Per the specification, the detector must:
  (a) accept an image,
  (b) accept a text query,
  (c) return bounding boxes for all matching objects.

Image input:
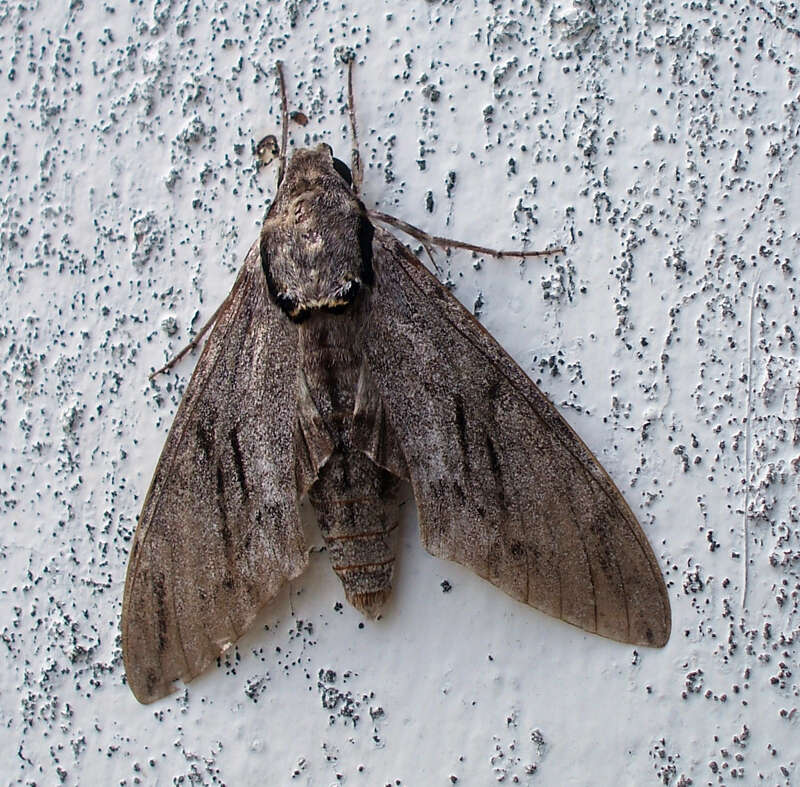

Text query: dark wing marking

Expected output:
[122,242,313,704]
[362,227,671,647]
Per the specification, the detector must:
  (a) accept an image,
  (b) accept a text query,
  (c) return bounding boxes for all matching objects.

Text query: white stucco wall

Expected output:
[1,0,798,784]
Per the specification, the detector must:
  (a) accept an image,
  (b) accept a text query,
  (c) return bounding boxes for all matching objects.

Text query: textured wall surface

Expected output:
[1,1,798,784]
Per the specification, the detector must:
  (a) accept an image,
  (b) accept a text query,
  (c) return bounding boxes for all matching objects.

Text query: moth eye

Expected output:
[338,278,360,301]
[332,157,352,186]
[321,143,334,157]
[276,292,296,312]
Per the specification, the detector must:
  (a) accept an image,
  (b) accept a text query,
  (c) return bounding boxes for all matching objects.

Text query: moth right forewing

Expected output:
[363,228,671,648]
[122,243,309,704]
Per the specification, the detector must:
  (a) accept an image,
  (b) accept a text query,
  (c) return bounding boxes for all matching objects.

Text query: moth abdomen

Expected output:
[308,448,400,618]
[338,573,394,620]
[324,521,396,618]
[295,307,403,618]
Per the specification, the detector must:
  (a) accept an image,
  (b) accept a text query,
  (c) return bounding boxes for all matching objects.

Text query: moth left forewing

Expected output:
[122,243,311,704]
[361,227,671,647]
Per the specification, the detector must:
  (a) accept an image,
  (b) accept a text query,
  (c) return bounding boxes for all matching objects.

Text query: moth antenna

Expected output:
[368,209,566,260]
[149,272,245,379]
[276,61,289,187]
[346,58,363,195]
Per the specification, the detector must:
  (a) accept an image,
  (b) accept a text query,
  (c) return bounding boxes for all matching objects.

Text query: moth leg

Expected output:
[346,58,363,196]
[276,61,289,187]
[369,209,566,260]
[421,240,442,276]
[149,270,245,379]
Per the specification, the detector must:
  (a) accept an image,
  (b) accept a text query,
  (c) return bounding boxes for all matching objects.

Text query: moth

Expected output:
[122,62,671,704]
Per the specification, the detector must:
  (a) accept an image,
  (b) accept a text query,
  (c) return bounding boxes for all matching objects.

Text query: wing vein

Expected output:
[563,492,599,634]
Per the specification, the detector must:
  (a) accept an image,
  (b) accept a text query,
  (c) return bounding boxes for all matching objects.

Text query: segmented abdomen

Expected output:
[309,448,398,617]
[299,312,400,617]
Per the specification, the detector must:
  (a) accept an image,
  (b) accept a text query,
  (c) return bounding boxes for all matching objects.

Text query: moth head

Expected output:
[259,143,373,323]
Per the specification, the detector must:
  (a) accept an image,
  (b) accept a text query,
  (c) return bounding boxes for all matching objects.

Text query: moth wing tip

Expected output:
[631,617,671,649]
[127,673,179,705]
